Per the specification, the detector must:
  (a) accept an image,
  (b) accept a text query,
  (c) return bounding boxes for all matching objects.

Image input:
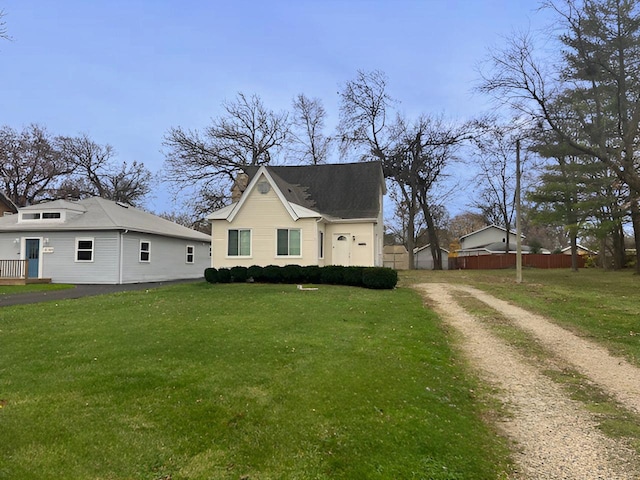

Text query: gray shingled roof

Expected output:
[0,197,211,241]
[245,161,384,219]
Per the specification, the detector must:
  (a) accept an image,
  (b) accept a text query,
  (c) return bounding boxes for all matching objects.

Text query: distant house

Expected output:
[0,192,18,216]
[457,224,531,256]
[0,197,211,284]
[561,244,597,256]
[207,162,385,268]
[414,244,450,270]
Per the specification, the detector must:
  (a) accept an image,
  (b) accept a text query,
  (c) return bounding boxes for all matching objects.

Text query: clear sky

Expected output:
[1,1,552,214]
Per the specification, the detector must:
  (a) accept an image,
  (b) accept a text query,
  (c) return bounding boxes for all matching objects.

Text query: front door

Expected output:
[332,234,350,266]
[25,239,40,278]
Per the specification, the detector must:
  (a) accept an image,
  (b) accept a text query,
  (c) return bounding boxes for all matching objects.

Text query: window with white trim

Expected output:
[139,241,150,262]
[75,238,94,262]
[277,228,301,256]
[186,245,195,264]
[228,229,251,256]
[318,231,324,259]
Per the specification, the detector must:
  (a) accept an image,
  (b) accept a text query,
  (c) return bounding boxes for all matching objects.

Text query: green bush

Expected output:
[209,265,396,289]
[362,267,398,289]
[204,267,218,283]
[247,265,264,282]
[230,266,249,283]
[302,265,322,284]
[281,264,304,283]
[342,266,365,287]
[216,268,232,284]
[320,265,344,285]
[262,265,282,283]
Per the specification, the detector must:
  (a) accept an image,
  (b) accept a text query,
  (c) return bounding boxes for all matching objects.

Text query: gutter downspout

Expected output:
[119,229,128,284]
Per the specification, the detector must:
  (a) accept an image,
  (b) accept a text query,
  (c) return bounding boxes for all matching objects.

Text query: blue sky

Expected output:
[1,1,552,214]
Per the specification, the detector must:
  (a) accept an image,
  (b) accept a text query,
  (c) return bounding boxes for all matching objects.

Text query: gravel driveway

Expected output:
[416,283,639,480]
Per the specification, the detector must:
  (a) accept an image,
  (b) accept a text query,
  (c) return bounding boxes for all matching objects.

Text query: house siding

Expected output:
[0,230,209,284]
[213,186,320,268]
[460,227,519,250]
[120,233,209,283]
[0,230,120,283]
[325,223,378,267]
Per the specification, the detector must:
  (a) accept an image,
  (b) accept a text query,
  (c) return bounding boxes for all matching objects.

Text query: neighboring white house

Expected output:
[207,161,386,268]
[0,197,211,284]
[457,225,528,256]
[414,244,450,270]
[561,244,597,256]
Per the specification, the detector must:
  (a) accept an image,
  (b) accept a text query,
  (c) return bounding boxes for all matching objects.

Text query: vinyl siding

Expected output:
[0,231,210,284]
[120,233,210,283]
[325,223,377,267]
[212,185,320,268]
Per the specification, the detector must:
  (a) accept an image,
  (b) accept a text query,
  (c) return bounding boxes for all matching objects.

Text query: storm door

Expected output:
[25,238,40,278]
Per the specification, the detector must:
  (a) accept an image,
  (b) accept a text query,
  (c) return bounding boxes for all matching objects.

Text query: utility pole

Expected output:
[515,138,522,284]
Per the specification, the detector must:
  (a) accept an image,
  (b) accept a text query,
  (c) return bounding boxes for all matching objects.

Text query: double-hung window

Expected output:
[140,241,150,262]
[186,245,195,264]
[228,229,251,257]
[76,238,94,262]
[277,228,301,256]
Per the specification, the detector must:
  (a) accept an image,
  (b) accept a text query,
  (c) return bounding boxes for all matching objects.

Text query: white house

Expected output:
[207,162,386,268]
[414,244,450,270]
[0,197,211,284]
[457,225,527,256]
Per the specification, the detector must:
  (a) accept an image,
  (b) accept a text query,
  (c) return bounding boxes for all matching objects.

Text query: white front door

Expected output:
[332,234,350,266]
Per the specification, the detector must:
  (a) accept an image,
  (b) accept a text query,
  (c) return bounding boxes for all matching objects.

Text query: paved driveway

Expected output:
[0,278,203,307]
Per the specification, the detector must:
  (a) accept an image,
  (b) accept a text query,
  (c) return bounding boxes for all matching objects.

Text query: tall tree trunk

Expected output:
[422,203,442,270]
[630,201,640,275]
[569,227,578,272]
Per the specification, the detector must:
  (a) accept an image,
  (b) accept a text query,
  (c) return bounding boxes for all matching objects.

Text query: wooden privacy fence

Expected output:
[452,254,585,270]
[0,259,28,279]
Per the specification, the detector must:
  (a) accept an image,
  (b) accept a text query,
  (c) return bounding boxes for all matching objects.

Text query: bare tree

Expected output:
[163,92,290,208]
[387,115,469,269]
[479,0,640,272]
[0,124,73,206]
[471,123,521,252]
[59,134,152,206]
[338,70,468,269]
[1,10,9,41]
[290,94,331,164]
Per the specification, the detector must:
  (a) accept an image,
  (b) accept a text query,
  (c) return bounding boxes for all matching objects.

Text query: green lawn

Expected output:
[401,268,640,367]
[0,282,511,479]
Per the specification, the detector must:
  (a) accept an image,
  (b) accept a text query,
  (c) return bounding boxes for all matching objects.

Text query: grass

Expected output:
[401,268,640,367]
[0,282,512,479]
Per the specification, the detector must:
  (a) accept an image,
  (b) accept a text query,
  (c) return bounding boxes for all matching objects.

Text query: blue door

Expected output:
[25,239,40,278]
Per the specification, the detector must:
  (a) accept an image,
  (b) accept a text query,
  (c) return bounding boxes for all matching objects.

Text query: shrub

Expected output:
[262,265,282,283]
[320,265,345,285]
[230,266,249,283]
[281,264,304,283]
[301,265,322,284]
[247,265,264,282]
[343,266,365,287]
[216,268,232,283]
[204,267,218,283]
[362,267,397,289]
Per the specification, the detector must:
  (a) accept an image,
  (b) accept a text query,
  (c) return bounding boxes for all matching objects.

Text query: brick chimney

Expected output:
[231,173,249,202]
